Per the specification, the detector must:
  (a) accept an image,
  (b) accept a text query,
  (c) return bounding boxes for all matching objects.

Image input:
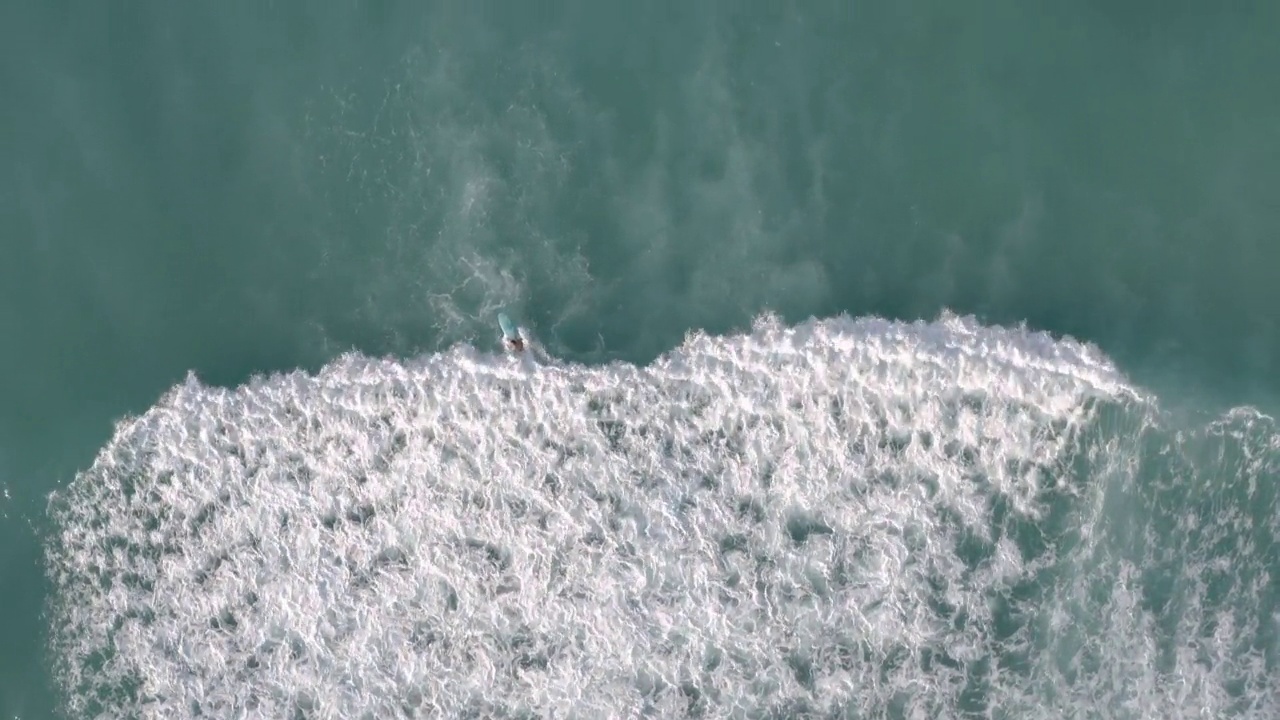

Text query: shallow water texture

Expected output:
[48,315,1278,718]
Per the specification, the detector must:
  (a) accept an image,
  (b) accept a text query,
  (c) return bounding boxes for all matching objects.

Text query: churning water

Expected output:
[46,315,1278,718]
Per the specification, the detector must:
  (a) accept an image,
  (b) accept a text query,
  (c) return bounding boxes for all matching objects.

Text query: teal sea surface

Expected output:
[3,2,1278,718]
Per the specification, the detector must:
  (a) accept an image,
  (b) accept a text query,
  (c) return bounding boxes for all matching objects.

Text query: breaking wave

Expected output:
[46,313,1278,718]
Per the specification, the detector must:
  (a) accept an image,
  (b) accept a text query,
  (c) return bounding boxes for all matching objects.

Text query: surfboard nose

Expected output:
[498,313,518,339]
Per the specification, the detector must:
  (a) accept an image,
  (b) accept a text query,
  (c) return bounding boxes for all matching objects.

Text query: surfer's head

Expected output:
[506,337,525,352]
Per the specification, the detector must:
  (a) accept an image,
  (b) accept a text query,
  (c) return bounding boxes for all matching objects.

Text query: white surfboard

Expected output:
[498,313,526,353]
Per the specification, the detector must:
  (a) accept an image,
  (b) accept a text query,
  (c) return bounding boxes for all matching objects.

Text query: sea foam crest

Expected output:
[46,314,1274,718]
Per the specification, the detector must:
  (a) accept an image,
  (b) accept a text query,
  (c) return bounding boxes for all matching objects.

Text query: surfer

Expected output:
[498,313,525,352]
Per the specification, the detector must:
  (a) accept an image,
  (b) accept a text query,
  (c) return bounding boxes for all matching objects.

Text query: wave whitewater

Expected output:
[46,313,1277,718]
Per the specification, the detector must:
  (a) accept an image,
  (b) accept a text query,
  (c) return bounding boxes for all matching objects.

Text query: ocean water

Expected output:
[3,1,1278,718]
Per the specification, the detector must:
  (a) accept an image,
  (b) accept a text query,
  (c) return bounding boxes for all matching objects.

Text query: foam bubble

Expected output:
[46,314,1277,718]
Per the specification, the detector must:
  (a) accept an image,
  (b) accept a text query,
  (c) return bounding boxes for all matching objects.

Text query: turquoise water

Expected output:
[3,2,1278,717]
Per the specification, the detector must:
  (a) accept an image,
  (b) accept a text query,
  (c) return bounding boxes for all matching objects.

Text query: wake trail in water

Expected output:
[45,313,1278,719]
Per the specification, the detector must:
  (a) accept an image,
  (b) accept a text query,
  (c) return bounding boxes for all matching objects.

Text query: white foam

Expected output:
[46,313,1277,718]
